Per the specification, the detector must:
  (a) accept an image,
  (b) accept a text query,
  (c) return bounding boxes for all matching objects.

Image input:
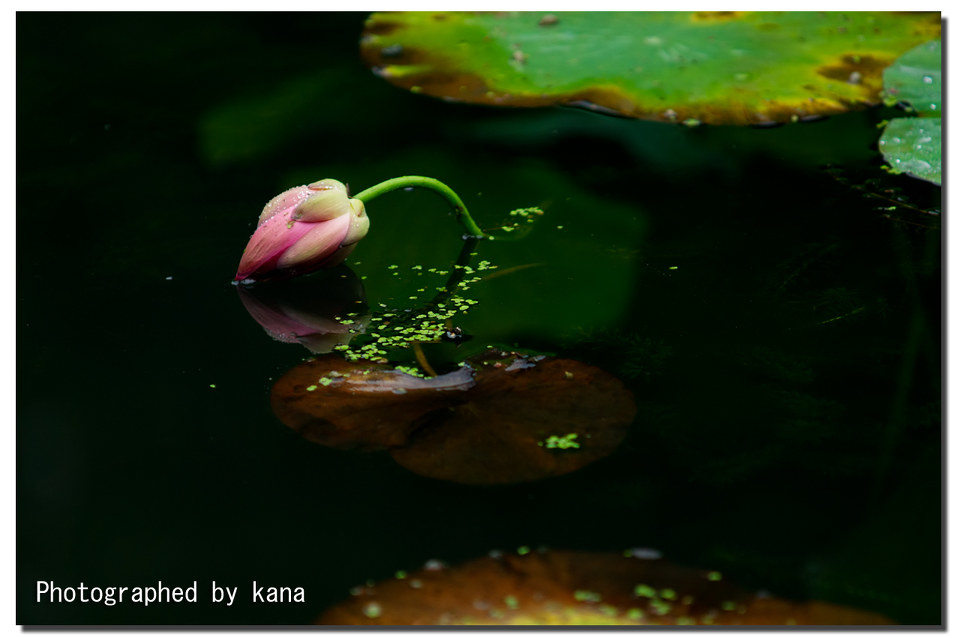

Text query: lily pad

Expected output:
[361,11,940,125]
[878,117,941,185]
[883,39,941,114]
[270,349,636,484]
[320,550,894,625]
[878,40,941,185]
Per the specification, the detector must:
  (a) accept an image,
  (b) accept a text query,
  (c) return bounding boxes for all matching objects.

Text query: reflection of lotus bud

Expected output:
[235,179,369,282]
[236,266,369,354]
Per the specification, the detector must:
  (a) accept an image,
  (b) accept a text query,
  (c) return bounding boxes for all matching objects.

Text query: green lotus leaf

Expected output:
[879,117,941,185]
[882,39,941,115]
[877,39,941,185]
[361,11,941,125]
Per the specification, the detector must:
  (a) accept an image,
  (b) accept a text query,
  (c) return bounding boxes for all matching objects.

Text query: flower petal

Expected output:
[315,244,356,270]
[235,212,314,281]
[258,185,313,226]
[276,214,352,271]
[295,188,354,222]
[342,199,370,246]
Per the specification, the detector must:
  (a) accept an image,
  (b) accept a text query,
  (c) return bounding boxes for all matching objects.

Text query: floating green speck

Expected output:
[363,602,382,618]
[541,433,580,449]
[517,546,531,556]
[634,584,656,598]
[306,385,317,392]
[574,590,602,603]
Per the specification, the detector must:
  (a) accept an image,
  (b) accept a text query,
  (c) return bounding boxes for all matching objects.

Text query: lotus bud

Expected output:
[235,179,369,282]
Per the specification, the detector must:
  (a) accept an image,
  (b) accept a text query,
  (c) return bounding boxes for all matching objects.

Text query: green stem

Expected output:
[354,176,486,238]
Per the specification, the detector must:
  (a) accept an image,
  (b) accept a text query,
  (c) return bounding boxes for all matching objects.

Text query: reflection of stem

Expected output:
[859,189,939,216]
[413,343,438,377]
[392,237,479,339]
[872,226,938,501]
[354,176,486,238]
[481,262,544,282]
[434,237,481,302]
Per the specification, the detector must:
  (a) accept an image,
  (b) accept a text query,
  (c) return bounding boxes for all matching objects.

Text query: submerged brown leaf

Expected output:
[319,550,894,625]
[271,357,474,451]
[271,349,636,484]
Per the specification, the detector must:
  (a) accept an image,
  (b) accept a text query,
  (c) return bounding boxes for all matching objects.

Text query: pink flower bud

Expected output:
[235,179,369,282]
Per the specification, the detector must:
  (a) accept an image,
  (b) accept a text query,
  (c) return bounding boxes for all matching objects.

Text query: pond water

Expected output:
[17,13,941,625]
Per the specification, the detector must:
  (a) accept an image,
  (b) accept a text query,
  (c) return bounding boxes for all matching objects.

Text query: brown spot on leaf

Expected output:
[539,14,559,27]
[817,53,891,98]
[691,11,745,22]
[363,17,401,36]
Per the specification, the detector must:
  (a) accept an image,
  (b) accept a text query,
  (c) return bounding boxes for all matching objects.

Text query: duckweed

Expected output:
[634,584,656,598]
[540,433,580,449]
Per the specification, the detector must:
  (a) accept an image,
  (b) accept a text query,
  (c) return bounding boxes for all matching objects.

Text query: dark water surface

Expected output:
[17,13,941,624]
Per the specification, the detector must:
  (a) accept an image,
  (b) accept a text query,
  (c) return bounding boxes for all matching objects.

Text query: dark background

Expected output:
[18,12,941,624]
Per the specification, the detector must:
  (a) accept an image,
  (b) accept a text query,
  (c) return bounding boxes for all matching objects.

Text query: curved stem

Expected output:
[354,176,486,238]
